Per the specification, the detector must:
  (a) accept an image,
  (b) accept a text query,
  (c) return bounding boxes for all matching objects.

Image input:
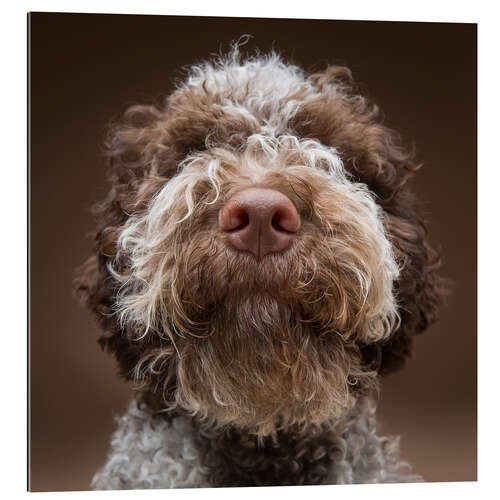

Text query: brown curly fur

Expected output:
[75,50,445,486]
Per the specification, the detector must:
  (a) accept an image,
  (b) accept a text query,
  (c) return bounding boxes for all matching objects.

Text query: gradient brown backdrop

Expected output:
[29,13,477,491]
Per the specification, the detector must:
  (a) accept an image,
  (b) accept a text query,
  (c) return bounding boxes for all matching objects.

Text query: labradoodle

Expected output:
[75,48,444,489]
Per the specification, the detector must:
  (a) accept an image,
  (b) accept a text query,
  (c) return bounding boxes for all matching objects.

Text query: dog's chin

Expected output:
[172,293,376,436]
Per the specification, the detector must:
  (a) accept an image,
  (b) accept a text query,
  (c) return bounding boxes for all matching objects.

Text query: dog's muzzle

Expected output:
[218,188,300,260]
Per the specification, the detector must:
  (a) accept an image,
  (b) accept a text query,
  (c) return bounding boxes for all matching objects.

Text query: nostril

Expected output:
[272,210,298,233]
[219,205,250,232]
[229,208,249,231]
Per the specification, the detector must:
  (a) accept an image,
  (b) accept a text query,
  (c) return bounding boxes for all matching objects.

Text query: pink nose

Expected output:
[219,188,300,260]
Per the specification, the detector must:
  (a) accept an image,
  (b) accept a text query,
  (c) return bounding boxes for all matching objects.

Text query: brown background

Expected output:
[29,13,477,491]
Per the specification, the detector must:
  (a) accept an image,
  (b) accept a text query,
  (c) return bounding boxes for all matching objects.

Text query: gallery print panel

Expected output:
[29,12,476,491]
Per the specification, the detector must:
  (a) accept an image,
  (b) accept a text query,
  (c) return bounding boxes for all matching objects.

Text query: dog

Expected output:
[75,48,444,489]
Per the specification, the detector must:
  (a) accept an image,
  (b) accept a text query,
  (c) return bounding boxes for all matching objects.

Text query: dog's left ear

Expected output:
[294,66,447,374]
[369,191,446,375]
[345,136,447,374]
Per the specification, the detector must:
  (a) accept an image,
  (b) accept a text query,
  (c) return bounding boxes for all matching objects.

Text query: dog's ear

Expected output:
[74,104,174,378]
[341,126,446,374]
[363,191,446,375]
[341,128,447,373]
[74,253,143,379]
[295,67,447,373]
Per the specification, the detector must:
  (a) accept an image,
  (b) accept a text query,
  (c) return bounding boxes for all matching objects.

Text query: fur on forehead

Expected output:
[184,52,313,132]
[166,50,348,149]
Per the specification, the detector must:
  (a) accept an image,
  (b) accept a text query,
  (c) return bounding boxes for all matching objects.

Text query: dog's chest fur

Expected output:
[91,397,419,489]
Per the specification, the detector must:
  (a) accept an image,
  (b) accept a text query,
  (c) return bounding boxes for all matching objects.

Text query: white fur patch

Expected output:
[92,398,420,489]
[91,400,210,490]
[182,49,357,142]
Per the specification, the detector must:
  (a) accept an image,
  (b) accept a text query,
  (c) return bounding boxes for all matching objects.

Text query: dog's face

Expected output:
[76,53,443,435]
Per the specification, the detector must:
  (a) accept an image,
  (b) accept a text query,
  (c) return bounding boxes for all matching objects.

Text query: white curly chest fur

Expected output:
[92,397,420,489]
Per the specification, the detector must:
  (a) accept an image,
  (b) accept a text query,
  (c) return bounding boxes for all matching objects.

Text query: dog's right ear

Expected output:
[74,241,147,380]
[74,104,175,378]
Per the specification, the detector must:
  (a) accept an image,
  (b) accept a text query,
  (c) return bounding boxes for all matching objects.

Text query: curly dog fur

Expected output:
[75,47,445,489]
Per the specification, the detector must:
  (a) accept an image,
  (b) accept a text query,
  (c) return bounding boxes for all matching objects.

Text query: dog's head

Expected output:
[76,52,444,435]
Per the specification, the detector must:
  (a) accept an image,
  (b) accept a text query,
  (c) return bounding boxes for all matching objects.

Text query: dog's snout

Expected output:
[219,188,300,259]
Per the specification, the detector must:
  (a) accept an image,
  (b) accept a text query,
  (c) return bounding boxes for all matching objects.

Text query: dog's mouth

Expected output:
[220,246,300,288]
[202,246,323,307]
[171,243,349,343]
